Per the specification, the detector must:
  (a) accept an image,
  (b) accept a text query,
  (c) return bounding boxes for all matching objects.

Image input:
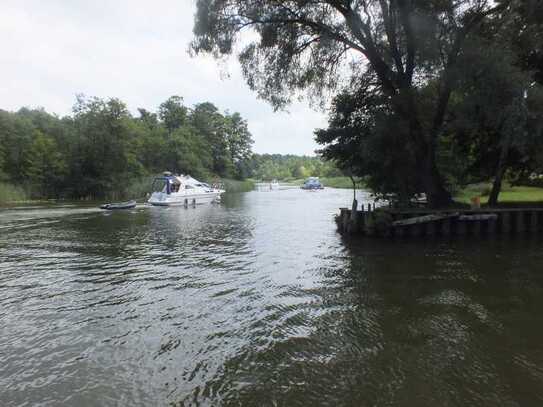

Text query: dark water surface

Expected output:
[2,189,543,406]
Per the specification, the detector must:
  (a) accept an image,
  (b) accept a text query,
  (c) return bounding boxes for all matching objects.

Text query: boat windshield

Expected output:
[151,176,180,194]
[151,178,167,193]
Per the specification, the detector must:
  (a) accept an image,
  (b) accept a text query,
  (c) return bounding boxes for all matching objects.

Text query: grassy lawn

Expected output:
[455,183,543,205]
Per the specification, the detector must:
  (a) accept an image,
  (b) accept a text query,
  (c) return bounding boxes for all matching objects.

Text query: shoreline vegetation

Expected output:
[0,101,345,205]
[0,177,256,205]
[5,176,543,207]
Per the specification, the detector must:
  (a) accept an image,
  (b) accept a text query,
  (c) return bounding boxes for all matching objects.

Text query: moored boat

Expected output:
[100,200,137,210]
[147,172,224,206]
[301,177,324,190]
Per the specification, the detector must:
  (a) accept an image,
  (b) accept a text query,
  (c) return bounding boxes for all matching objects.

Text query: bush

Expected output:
[219,178,255,192]
[0,183,29,204]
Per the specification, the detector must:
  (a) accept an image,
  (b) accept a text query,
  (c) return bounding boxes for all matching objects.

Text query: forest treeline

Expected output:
[244,154,342,181]
[0,95,256,200]
[0,95,342,202]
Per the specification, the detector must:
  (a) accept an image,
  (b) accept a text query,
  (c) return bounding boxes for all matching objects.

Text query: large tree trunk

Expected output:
[423,152,453,208]
[396,87,453,209]
[411,117,453,209]
[488,165,506,207]
[488,135,511,207]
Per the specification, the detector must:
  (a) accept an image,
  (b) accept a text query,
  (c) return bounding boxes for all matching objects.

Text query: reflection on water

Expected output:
[1,189,543,406]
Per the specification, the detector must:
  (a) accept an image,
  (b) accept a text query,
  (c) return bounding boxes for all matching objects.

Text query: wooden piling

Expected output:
[501,212,511,234]
[337,206,543,238]
[516,211,526,233]
[472,220,481,236]
[457,220,467,235]
[441,218,452,236]
[531,211,539,233]
[487,217,497,235]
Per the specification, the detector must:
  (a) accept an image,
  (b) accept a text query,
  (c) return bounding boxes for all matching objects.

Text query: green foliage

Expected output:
[243,154,343,181]
[0,95,254,201]
[320,177,360,189]
[159,96,187,134]
[192,0,541,208]
[24,131,67,198]
[219,178,255,193]
[0,182,28,203]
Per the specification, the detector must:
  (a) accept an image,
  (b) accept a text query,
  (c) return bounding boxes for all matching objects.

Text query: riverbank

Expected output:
[0,177,256,206]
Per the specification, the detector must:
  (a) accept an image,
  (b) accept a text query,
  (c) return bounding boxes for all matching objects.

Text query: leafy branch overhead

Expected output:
[192,0,543,207]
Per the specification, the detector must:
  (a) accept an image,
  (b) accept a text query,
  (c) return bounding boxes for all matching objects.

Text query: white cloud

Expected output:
[0,0,328,155]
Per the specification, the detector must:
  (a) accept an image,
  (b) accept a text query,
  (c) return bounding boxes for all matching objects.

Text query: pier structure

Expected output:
[337,206,543,237]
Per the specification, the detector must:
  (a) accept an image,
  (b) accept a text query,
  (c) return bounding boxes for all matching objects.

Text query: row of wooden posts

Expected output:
[337,205,543,237]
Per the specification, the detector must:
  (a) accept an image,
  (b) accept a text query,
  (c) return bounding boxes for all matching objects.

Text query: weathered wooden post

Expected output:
[516,211,526,233]
[487,216,497,235]
[410,224,421,237]
[359,206,366,234]
[441,217,451,236]
[342,209,349,233]
[472,219,481,236]
[457,219,467,236]
[349,198,358,233]
[501,212,511,234]
[531,211,539,233]
[426,221,436,237]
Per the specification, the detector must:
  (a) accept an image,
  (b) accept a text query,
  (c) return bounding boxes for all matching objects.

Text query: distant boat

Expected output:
[301,177,324,190]
[269,179,279,190]
[148,172,224,206]
[100,200,137,210]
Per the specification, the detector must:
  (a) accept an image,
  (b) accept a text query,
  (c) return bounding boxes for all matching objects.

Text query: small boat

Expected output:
[100,200,137,210]
[301,177,324,190]
[147,172,225,206]
[269,179,279,190]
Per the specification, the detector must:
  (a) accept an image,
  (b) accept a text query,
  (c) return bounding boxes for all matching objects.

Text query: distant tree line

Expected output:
[243,154,342,181]
[0,95,254,199]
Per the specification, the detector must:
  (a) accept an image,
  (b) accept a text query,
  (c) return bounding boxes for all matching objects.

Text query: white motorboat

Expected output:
[148,172,225,206]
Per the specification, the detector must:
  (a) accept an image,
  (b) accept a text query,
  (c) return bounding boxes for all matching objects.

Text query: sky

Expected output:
[0,0,328,155]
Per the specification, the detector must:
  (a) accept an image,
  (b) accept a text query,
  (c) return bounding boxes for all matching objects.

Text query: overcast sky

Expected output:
[0,0,328,155]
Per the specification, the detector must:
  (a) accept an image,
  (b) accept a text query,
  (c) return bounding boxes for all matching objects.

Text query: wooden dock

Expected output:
[337,205,543,237]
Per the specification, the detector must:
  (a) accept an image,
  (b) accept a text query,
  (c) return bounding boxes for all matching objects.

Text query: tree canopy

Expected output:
[0,96,254,200]
[192,0,543,207]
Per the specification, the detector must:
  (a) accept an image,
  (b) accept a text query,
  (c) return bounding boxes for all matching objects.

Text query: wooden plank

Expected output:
[458,214,498,221]
[392,213,459,227]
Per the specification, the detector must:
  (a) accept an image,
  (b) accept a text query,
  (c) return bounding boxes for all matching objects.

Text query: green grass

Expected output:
[320,176,359,189]
[0,182,29,204]
[455,183,543,205]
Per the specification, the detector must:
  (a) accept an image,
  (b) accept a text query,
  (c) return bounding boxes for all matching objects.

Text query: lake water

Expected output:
[2,188,543,406]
